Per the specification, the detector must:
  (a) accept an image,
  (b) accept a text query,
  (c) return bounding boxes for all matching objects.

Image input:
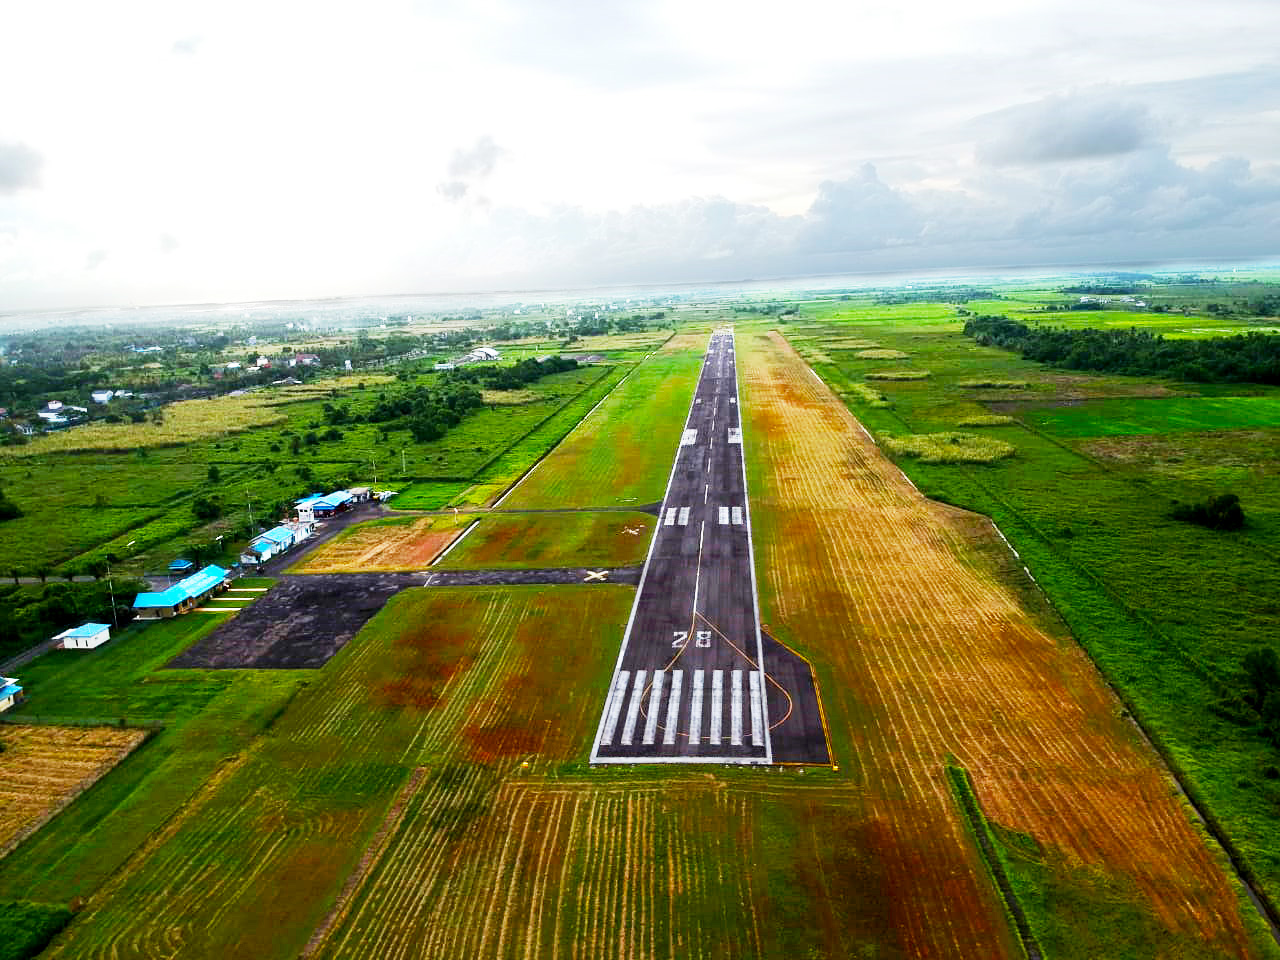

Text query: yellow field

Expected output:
[0,725,147,857]
[740,330,1258,956]
[290,516,468,572]
[1,376,393,457]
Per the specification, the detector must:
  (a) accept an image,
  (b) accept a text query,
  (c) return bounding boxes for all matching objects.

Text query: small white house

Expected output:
[91,390,114,404]
[54,622,112,650]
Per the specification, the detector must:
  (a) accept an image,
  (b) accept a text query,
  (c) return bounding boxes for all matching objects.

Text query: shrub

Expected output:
[956,414,1015,427]
[0,900,73,960]
[957,379,1031,389]
[848,384,891,408]
[1171,493,1244,531]
[882,432,1016,465]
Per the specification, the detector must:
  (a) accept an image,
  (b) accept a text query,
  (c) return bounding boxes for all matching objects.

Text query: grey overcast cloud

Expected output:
[1,0,1278,309]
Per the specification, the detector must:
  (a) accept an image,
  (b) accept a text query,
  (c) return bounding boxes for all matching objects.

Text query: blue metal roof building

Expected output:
[133,565,231,619]
[0,677,23,713]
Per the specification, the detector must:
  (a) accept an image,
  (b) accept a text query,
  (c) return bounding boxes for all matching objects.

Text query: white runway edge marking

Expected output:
[689,670,705,744]
[599,671,630,745]
[718,506,730,525]
[620,670,647,746]
[730,669,743,746]
[663,670,683,745]
[731,506,743,525]
[681,429,698,446]
[642,671,665,745]
[709,669,724,746]
[429,519,480,566]
[730,397,736,404]
[728,427,742,444]
[664,507,677,526]
[749,671,764,746]
[678,506,690,526]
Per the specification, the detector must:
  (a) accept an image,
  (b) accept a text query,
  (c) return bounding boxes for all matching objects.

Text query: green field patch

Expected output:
[1023,395,1280,438]
[501,348,701,508]
[883,432,1016,464]
[389,480,473,509]
[854,348,909,359]
[435,511,654,569]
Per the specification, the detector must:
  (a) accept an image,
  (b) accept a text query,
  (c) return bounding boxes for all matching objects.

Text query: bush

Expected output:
[1171,493,1245,531]
[0,900,73,960]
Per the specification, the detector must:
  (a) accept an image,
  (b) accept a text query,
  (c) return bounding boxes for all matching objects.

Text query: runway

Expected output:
[591,328,829,765]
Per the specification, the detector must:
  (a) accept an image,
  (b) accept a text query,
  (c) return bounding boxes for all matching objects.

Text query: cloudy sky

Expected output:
[2,0,1279,310]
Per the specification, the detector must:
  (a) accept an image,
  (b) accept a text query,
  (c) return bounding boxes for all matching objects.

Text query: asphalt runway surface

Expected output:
[591,328,829,765]
[168,568,640,669]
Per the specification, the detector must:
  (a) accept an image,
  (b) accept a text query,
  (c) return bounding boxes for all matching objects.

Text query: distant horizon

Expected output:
[4,254,1278,329]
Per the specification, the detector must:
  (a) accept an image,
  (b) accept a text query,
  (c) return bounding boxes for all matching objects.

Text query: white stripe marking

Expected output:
[718,506,729,525]
[642,671,664,745]
[663,671,683,745]
[620,670,647,746]
[678,506,690,526]
[664,507,677,526]
[710,670,724,746]
[681,429,698,446]
[728,427,742,444]
[749,671,764,746]
[689,670,704,745]
[731,506,743,525]
[599,671,630,745]
[730,669,743,746]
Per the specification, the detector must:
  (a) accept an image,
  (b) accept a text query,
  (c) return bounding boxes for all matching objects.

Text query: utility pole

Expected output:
[246,491,254,530]
[401,448,407,475]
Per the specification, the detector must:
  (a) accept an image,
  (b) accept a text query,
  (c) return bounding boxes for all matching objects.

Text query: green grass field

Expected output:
[434,510,654,569]
[500,347,702,509]
[1022,395,1280,437]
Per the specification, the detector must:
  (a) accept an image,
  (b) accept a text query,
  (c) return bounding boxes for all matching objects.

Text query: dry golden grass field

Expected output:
[290,516,468,572]
[0,725,147,857]
[739,330,1259,957]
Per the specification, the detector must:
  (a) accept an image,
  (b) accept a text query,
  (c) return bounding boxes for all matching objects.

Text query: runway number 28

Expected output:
[672,631,714,648]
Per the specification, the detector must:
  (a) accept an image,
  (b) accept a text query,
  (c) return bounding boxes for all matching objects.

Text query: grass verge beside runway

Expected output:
[433,511,654,570]
[500,348,703,509]
[737,328,1272,957]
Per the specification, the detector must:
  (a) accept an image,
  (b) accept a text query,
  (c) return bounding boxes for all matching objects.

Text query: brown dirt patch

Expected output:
[293,517,464,572]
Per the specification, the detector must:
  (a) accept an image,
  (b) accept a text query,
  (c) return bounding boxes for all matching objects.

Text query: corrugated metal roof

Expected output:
[58,622,110,638]
[0,679,22,700]
[133,565,228,608]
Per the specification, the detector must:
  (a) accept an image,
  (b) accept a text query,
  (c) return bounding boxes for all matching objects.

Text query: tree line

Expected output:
[963,315,1280,384]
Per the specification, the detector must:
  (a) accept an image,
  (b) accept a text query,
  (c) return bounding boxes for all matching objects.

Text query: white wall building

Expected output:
[54,622,112,650]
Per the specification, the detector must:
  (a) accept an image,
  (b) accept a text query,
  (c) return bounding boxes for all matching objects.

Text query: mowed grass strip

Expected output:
[739,330,1264,957]
[289,515,471,573]
[433,511,654,570]
[1023,394,1280,438]
[500,347,703,508]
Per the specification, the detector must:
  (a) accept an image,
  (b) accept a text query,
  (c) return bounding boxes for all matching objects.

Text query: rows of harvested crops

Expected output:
[740,330,1260,956]
[314,778,768,960]
[290,516,468,573]
[0,725,147,857]
[44,586,632,959]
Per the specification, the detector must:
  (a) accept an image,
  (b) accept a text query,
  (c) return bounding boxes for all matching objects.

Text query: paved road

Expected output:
[591,328,775,764]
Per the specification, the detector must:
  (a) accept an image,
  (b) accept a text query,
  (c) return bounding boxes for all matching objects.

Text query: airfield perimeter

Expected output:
[7,321,1273,959]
